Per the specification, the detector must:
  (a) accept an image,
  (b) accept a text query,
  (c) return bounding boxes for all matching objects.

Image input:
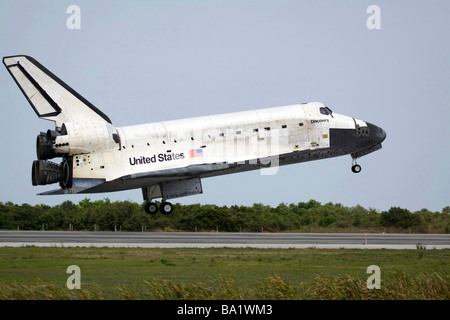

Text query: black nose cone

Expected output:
[367,122,386,144]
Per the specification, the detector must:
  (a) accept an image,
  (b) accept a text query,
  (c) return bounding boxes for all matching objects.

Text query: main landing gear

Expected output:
[351,158,362,173]
[144,201,173,214]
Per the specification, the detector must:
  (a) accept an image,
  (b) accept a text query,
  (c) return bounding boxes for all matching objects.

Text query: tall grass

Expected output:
[305,273,450,300]
[1,273,448,300]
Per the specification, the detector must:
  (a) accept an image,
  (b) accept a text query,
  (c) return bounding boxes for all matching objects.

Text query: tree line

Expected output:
[0,199,448,233]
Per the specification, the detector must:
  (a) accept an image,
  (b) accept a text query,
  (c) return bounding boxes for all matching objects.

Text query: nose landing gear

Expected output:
[351,158,362,173]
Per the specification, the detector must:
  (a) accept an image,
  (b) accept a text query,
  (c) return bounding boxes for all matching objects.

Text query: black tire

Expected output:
[145,202,158,214]
[160,202,173,214]
[352,164,362,173]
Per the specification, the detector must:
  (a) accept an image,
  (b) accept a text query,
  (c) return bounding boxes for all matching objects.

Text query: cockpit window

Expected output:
[320,106,333,117]
[320,107,330,115]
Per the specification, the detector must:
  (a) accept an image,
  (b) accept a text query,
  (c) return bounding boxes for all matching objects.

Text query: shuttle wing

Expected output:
[38,163,230,196]
[3,55,111,127]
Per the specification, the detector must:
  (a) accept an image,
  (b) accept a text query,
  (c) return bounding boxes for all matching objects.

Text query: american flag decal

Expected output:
[189,148,203,158]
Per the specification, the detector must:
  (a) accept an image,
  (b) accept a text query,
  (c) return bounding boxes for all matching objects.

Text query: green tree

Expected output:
[380,207,421,229]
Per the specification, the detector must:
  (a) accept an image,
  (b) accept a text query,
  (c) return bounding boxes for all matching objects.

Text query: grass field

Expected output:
[0,247,448,299]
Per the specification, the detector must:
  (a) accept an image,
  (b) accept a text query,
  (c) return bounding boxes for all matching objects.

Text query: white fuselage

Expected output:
[70,102,363,185]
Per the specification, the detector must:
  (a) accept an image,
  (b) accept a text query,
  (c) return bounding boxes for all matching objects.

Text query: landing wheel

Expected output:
[160,201,173,214]
[145,202,158,214]
[351,164,362,173]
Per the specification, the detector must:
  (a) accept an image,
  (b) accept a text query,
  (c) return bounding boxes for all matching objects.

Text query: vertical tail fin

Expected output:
[3,55,111,128]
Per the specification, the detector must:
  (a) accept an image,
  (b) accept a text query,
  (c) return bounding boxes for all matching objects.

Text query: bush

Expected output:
[380,207,422,229]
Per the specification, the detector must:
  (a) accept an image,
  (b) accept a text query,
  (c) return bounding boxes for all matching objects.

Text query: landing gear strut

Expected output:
[144,201,173,214]
[142,186,174,215]
[351,158,362,173]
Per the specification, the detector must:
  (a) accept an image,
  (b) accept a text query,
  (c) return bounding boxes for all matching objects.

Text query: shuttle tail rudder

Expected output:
[3,55,112,129]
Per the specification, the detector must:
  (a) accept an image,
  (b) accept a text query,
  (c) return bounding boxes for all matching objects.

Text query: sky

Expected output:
[0,0,448,212]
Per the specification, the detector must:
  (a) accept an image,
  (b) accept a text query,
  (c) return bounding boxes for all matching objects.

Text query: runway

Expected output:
[0,231,449,249]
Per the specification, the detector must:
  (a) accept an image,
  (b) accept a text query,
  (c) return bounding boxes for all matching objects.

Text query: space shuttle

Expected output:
[3,55,386,214]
